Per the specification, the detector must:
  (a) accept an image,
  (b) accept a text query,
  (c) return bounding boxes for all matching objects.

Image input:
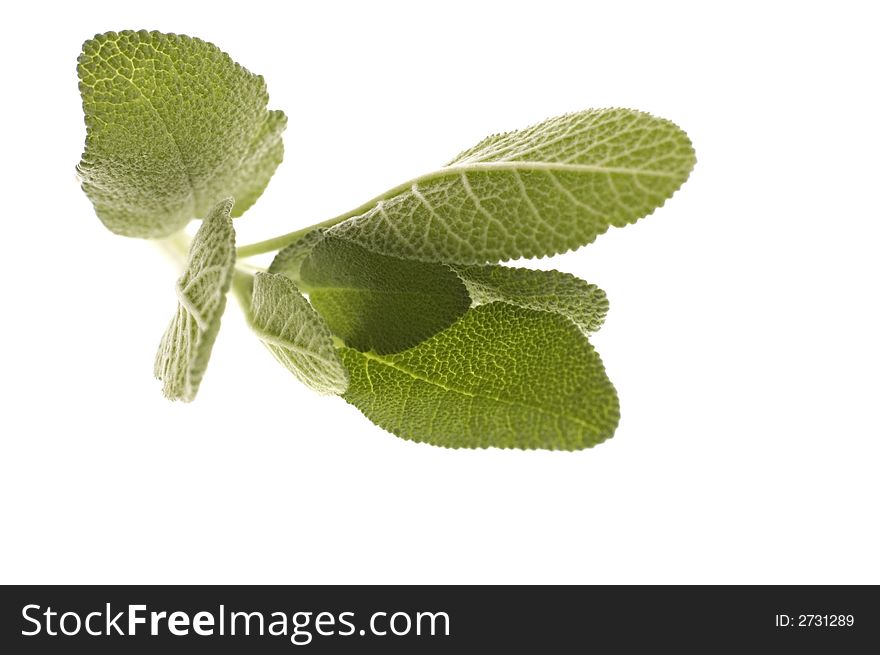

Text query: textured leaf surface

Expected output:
[77,30,286,238]
[250,272,348,395]
[329,108,694,263]
[341,303,619,449]
[454,265,608,333]
[268,229,327,280]
[300,237,470,354]
[154,199,235,401]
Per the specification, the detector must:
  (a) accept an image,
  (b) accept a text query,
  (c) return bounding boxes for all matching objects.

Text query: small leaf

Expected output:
[329,108,694,263]
[453,265,609,334]
[268,229,327,280]
[77,30,286,238]
[341,303,619,450]
[154,199,236,401]
[299,237,470,354]
[250,272,348,395]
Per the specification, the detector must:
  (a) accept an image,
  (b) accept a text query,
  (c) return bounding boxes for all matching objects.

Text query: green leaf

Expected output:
[453,265,609,334]
[154,199,236,401]
[77,30,286,238]
[299,237,471,354]
[249,272,349,395]
[328,108,694,263]
[340,303,619,449]
[267,229,327,280]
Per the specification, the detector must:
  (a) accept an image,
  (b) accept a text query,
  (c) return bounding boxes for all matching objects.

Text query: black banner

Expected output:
[1,585,876,652]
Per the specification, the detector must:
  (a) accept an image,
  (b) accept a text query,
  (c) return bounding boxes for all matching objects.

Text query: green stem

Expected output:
[235,215,345,259]
[231,269,256,320]
[155,230,191,267]
[235,174,428,259]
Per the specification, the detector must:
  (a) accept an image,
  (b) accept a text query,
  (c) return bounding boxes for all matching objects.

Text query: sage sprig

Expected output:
[77,30,695,450]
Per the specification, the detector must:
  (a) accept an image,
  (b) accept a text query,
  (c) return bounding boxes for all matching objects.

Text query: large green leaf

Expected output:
[453,265,608,334]
[329,108,694,263]
[77,30,286,238]
[154,199,236,401]
[249,272,349,395]
[340,303,619,449]
[299,237,470,354]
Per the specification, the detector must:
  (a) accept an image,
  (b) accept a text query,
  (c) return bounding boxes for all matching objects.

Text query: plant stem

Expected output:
[231,269,255,319]
[155,231,263,314]
[235,175,427,259]
[155,230,191,267]
[235,216,341,259]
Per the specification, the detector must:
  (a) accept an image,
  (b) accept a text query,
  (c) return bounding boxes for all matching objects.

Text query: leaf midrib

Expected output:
[107,44,199,211]
[306,285,463,299]
[442,160,683,178]
[354,350,598,433]
[251,324,341,367]
[267,151,687,258]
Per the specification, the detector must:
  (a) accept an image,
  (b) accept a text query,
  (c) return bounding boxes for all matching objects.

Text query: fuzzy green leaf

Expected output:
[77,30,286,238]
[299,237,470,354]
[250,272,348,395]
[267,229,327,280]
[154,199,236,401]
[340,303,619,449]
[453,265,608,334]
[329,108,694,263]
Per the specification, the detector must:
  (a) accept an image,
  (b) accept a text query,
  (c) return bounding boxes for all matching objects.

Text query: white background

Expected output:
[1,0,878,584]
